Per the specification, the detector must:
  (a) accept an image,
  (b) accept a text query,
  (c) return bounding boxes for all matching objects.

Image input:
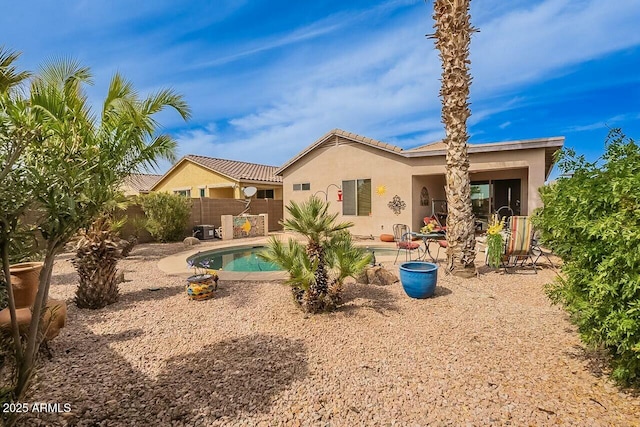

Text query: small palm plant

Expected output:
[73,216,124,309]
[260,196,371,313]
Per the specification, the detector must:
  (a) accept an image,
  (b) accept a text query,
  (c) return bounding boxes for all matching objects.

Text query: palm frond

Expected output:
[36,57,93,91]
[282,196,353,243]
[0,46,31,93]
[258,237,316,290]
[326,231,371,280]
[141,88,191,121]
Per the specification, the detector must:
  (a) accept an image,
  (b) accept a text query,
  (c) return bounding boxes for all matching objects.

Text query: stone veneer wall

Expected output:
[220,214,268,240]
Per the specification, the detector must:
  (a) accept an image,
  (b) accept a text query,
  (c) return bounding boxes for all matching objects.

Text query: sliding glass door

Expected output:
[471,181,491,227]
[471,179,521,229]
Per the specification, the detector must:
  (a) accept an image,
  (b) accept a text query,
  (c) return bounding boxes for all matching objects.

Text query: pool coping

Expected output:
[157,235,400,282]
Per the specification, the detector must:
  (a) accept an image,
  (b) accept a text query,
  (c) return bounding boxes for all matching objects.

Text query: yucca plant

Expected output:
[260,196,371,313]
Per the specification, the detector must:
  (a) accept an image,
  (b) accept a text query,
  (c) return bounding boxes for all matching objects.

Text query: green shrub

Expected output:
[533,129,640,385]
[140,193,192,242]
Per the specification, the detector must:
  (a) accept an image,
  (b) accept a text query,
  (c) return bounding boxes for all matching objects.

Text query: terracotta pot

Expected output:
[9,262,44,308]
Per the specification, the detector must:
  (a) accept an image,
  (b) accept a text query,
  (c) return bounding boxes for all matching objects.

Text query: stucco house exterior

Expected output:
[151,155,283,199]
[275,129,563,236]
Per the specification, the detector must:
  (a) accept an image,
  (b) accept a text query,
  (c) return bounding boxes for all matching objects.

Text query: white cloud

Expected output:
[563,114,637,133]
[8,0,640,168]
[470,0,640,93]
[180,0,638,166]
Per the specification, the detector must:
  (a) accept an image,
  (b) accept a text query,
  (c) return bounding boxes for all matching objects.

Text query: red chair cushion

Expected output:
[438,241,448,248]
[399,241,420,250]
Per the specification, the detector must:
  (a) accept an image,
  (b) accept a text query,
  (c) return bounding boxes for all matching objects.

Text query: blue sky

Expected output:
[2,0,639,179]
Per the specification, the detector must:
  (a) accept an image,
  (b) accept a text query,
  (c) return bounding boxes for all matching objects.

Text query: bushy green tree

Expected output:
[0,49,190,415]
[141,192,192,242]
[260,196,371,313]
[533,129,640,385]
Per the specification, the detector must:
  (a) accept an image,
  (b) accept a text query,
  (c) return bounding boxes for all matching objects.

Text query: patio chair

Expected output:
[393,224,423,264]
[501,215,537,273]
[530,235,556,270]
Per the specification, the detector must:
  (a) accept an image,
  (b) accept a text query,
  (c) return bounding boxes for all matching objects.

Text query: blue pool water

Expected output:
[187,245,397,272]
[187,246,280,272]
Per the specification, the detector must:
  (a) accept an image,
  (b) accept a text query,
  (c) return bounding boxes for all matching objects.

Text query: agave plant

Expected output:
[260,196,371,313]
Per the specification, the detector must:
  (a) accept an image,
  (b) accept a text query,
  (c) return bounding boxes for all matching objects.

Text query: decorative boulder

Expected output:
[357,266,398,286]
[183,236,201,246]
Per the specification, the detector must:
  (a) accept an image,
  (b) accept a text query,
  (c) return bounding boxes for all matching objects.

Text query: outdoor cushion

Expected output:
[398,241,420,250]
[380,233,395,242]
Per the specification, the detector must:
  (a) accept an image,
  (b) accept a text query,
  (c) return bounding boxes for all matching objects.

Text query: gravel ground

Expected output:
[18,243,640,426]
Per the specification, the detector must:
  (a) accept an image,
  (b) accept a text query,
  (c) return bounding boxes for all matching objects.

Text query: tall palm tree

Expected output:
[72,72,190,309]
[9,58,189,402]
[260,196,371,312]
[431,0,477,277]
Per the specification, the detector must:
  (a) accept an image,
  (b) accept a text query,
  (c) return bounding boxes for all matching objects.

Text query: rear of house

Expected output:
[276,129,563,236]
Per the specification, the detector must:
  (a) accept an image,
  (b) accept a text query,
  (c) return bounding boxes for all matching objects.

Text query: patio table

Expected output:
[410,231,447,262]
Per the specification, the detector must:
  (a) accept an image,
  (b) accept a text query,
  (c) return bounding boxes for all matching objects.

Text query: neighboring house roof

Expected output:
[186,155,282,183]
[151,155,282,191]
[122,173,163,193]
[276,129,564,179]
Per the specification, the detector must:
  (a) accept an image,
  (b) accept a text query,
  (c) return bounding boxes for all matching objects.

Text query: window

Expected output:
[174,189,191,197]
[257,189,274,199]
[342,179,371,216]
[199,188,206,198]
[293,183,310,191]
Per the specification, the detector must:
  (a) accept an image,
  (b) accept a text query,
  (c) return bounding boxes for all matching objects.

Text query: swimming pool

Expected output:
[186,245,398,272]
[187,246,281,272]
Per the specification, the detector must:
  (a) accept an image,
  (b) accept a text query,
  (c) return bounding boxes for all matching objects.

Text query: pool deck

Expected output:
[157,234,402,281]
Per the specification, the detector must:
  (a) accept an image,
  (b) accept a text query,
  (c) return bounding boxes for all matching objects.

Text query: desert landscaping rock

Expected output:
[183,236,201,246]
[19,243,640,426]
[358,266,399,286]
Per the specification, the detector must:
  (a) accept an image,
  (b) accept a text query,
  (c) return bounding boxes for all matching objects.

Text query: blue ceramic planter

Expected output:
[399,262,438,299]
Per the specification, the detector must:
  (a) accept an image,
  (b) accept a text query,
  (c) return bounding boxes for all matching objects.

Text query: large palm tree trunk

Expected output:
[432,0,477,277]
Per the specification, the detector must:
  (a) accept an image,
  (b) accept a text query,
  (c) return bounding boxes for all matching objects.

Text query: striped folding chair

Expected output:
[501,216,537,273]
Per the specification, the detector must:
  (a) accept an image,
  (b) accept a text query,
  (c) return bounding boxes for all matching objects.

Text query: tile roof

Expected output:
[186,155,282,183]
[123,173,163,192]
